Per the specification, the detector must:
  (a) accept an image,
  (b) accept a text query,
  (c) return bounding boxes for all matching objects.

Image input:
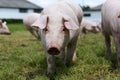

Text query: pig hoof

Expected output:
[118,68,120,73]
[105,50,111,57]
[65,62,71,67]
[46,73,55,80]
[105,53,112,60]
[47,74,55,80]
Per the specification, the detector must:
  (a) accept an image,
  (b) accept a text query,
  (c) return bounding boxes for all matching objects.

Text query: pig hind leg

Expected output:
[104,33,112,58]
[113,33,120,71]
[29,28,40,39]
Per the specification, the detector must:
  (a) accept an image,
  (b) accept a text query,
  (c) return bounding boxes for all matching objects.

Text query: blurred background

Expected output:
[0,0,106,23]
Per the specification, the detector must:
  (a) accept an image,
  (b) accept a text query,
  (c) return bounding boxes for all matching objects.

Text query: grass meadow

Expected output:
[0,23,120,80]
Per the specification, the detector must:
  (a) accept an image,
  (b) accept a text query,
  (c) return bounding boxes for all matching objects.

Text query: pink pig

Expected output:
[0,20,11,35]
[32,0,83,78]
[80,18,101,34]
[102,0,120,71]
[23,13,41,39]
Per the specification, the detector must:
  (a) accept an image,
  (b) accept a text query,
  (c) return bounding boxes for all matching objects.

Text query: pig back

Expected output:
[102,0,120,34]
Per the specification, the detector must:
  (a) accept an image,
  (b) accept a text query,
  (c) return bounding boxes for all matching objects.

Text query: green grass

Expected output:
[0,23,120,80]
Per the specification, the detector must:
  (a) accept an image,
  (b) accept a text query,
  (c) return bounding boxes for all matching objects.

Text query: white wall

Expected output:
[0,8,34,19]
[84,11,101,22]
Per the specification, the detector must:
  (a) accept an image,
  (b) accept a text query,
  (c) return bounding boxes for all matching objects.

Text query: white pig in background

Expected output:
[102,0,120,71]
[0,20,11,35]
[23,13,40,39]
[32,0,83,78]
[80,18,101,34]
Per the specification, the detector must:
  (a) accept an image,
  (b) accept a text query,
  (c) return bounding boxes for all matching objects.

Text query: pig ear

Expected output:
[63,18,79,30]
[31,15,48,29]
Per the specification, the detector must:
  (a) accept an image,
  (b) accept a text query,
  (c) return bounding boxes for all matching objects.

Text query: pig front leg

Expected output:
[28,28,38,38]
[65,37,78,67]
[46,54,56,78]
[59,48,65,60]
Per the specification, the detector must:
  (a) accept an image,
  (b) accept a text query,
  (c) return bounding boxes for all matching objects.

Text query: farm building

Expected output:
[0,0,43,19]
[83,4,102,22]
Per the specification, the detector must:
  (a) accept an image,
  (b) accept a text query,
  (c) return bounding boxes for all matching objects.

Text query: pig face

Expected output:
[43,16,69,55]
[32,15,79,55]
[91,25,101,33]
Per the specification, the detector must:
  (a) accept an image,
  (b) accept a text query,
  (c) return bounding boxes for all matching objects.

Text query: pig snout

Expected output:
[47,42,61,55]
[47,47,60,55]
[91,26,100,33]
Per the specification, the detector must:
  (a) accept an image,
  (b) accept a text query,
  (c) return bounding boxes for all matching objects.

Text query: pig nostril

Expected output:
[47,47,60,55]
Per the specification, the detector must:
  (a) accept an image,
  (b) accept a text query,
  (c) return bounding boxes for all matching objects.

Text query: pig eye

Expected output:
[62,27,66,31]
[63,28,66,31]
[43,27,48,32]
[92,26,96,29]
[62,26,68,32]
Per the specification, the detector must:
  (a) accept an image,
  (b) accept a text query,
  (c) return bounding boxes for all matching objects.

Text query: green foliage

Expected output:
[82,6,90,11]
[2,19,22,24]
[8,24,26,32]
[0,24,120,80]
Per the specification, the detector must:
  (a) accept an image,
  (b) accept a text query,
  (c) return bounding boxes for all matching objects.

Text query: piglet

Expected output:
[0,21,11,35]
